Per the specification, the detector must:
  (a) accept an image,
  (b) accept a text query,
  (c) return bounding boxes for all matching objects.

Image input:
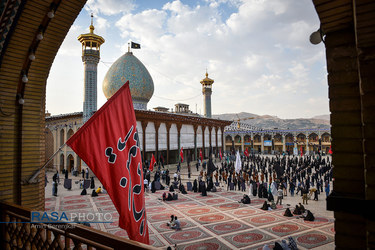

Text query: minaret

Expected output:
[77,14,105,123]
[200,71,214,118]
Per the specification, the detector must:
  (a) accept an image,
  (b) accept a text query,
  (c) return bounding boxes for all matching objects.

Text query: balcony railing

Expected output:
[0,202,154,250]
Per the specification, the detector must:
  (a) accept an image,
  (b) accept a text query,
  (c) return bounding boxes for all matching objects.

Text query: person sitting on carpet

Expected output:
[293,204,302,215]
[283,208,293,217]
[169,185,174,192]
[302,210,315,221]
[166,193,173,201]
[170,216,181,230]
[240,194,251,204]
[172,193,178,200]
[261,201,270,210]
[162,192,167,201]
[91,189,98,197]
[167,214,175,226]
[273,241,284,250]
[80,188,87,195]
[288,236,298,250]
[299,202,306,213]
[96,186,102,194]
[179,184,187,194]
[270,200,277,210]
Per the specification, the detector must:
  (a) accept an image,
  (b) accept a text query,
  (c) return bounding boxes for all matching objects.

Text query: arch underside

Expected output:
[0,0,87,210]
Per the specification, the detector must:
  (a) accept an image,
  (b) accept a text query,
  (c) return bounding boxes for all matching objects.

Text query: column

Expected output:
[261,134,264,154]
[209,126,212,150]
[73,154,79,172]
[202,125,206,159]
[63,127,68,171]
[166,123,171,165]
[155,122,160,162]
[282,134,286,152]
[221,127,225,154]
[251,133,254,153]
[324,26,366,248]
[318,134,322,153]
[194,125,198,161]
[215,127,218,156]
[141,121,148,163]
[53,128,58,169]
[241,134,244,152]
[306,134,309,154]
[177,124,182,163]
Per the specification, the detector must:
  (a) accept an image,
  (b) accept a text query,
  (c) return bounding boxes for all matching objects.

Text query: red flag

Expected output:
[219,149,222,161]
[149,154,156,171]
[200,149,203,162]
[300,146,303,156]
[66,82,149,244]
[244,148,249,157]
[180,147,184,162]
[328,145,333,154]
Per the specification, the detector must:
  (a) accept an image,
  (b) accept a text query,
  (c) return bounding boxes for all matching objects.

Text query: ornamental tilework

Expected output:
[102,52,154,109]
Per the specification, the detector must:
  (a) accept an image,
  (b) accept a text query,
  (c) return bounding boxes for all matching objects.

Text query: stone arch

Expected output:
[225,135,233,143]
[67,154,74,172]
[321,132,331,142]
[297,133,306,142]
[264,134,272,141]
[60,128,65,147]
[60,153,65,172]
[45,128,54,170]
[253,134,261,142]
[0,0,85,208]
[274,133,282,143]
[309,133,318,141]
[234,134,241,143]
[67,128,74,140]
[244,134,251,142]
[285,133,294,143]
[0,3,373,247]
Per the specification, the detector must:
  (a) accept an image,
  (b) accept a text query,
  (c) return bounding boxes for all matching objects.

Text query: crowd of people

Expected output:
[143,151,332,238]
[144,152,333,206]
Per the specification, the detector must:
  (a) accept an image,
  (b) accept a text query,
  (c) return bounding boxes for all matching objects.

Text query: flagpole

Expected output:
[25,143,67,184]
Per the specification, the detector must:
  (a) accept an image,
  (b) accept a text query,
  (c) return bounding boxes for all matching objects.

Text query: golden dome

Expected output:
[200,71,214,86]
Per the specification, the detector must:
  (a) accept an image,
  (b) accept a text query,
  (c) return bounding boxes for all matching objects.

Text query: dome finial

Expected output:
[89,13,94,34]
[205,68,208,78]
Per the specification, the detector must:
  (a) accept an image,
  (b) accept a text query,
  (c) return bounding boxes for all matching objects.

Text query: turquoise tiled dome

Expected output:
[102,52,154,109]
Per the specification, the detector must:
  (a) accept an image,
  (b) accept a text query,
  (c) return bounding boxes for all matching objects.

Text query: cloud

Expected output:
[85,0,135,15]
[47,0,329,119]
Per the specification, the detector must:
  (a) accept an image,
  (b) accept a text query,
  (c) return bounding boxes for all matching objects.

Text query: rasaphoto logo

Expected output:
[31,211,113,223]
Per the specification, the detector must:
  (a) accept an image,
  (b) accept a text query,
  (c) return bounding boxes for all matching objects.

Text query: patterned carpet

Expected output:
[46,189,335,249]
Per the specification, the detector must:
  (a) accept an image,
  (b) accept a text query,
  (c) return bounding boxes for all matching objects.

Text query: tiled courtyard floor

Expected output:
[46,174,335,249]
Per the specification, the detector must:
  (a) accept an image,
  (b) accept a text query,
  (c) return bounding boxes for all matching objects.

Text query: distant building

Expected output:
[45,21,230,172]
[224,122,331,155]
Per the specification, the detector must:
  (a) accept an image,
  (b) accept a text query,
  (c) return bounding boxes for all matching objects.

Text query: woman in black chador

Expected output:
[90,177,95,189]
[193,179,198,192]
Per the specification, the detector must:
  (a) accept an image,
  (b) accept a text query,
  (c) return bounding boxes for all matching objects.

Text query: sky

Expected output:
[46,0,328,119]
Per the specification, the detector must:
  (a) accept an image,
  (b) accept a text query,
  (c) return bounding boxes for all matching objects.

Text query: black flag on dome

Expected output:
[131,42,141,49]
